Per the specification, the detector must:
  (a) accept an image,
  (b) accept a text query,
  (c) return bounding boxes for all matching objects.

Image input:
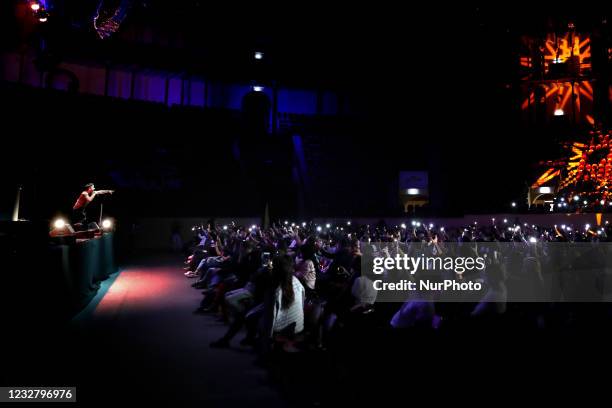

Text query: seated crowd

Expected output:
[181,219,612,356]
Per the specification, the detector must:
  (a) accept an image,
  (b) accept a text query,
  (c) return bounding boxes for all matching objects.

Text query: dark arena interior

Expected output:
[1,1,612,406]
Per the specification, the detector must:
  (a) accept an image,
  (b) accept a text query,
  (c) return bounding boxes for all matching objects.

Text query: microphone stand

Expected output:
[99,203,104,227]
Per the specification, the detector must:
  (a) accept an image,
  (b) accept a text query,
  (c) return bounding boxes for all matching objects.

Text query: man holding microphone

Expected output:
[72,183,114,227]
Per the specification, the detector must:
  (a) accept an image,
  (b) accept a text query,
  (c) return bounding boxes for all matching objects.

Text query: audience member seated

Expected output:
[179,218,612,365]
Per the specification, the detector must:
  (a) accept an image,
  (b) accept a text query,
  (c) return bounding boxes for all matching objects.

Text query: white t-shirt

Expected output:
[272,276,305,334]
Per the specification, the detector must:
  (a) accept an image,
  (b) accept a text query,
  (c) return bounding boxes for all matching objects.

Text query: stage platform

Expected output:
[0,224,117,322]
[50,233,117,311]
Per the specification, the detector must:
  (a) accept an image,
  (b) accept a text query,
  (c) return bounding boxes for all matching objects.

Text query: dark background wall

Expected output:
[0,2,609,222]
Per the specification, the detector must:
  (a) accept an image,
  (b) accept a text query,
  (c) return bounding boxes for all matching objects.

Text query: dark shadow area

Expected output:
[0,2,611,407]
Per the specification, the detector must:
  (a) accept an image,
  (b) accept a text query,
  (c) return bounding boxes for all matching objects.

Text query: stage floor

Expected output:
[3,256,285,407]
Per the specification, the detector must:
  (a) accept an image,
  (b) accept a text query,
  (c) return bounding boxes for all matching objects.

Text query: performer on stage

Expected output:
[72,183,113,226]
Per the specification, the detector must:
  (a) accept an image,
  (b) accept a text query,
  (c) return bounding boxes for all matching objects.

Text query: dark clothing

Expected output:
[72,207,87,226]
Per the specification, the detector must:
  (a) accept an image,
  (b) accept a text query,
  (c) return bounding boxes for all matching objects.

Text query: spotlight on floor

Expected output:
[252,86,264,92]
[102,219,113,230]
[50,218,75,237]
[254,51,264,60]
[54,218,66,229]
[554,108,565,116]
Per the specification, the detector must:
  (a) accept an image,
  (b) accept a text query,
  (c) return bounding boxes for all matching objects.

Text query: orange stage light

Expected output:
[533,130,612,203]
